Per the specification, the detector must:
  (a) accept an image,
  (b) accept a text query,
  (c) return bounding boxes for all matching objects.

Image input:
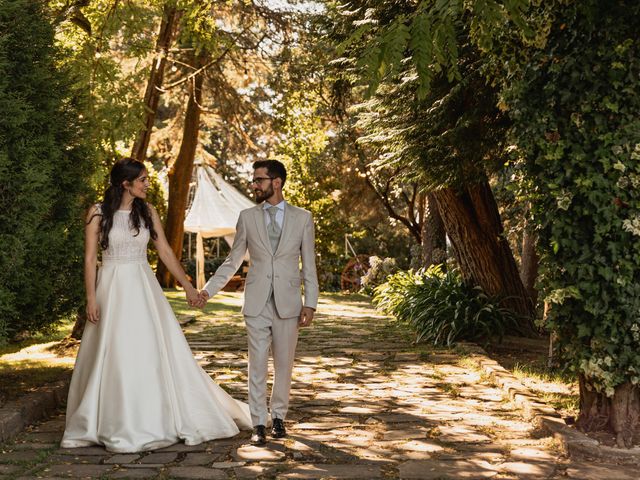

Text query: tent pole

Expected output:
[196,232,205,289]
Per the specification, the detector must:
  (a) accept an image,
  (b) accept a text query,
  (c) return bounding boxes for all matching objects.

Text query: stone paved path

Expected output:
[1,292,636,479]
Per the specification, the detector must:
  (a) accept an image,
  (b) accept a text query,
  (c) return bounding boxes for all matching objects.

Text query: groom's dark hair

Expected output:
[253,159,287,186]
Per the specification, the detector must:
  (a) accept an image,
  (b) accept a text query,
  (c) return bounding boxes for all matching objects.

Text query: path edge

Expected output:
[461,342,640,465]
[0,378,70,444]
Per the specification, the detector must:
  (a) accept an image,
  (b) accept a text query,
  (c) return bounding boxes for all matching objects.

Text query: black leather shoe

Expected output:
[271,418,287,438]
[250,425,267,445]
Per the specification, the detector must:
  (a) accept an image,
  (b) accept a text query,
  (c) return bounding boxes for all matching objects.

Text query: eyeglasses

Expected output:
[251,177,274,184]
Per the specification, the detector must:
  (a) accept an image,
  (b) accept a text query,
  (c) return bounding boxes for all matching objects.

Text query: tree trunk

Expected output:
[422,192,447,268]
[156,52,207,287]
[70,306,86,340]
[130,4,179,161]
[520,227,539,306]
[577,375,640,448]
[432,181,535,329]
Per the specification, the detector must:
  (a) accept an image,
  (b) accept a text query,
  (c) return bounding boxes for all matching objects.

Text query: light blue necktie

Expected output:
[267,206,281,253]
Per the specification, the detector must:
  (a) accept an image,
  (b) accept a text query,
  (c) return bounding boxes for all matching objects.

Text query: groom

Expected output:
[198,159,319,445]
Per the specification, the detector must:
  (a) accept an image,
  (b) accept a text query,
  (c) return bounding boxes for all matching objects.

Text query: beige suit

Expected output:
[204,201,318,426]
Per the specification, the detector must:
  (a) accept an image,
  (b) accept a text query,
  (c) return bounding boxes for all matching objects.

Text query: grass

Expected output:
[510,362,578,416]
[511,361,575,385]
[0,317,75,357]
[455,342,579,418]
[319,291,371,303]
[0,318,76,407]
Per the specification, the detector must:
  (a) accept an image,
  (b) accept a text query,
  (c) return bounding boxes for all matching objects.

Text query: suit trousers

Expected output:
[244,296,299,427]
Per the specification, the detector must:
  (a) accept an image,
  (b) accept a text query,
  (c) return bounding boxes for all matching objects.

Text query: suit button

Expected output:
[267,274,272,279]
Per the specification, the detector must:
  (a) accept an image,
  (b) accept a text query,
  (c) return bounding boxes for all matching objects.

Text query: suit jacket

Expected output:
[203,202,319,318]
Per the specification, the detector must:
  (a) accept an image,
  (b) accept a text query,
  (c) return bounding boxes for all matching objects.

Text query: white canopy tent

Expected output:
[184,165,254,288]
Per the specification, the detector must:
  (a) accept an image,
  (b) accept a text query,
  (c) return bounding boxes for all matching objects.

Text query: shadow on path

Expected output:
[1,293,635,479]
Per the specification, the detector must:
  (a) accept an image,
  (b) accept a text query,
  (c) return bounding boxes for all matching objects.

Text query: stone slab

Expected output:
[167,466,227,479]
[181,452,218,466]
[108,468,159,479]
[104,454,141,464]
[233,445,286,461]
[235,464,275,479]
[399,459,498,479]
[38,464,113,477]
[279,463,382,479]
[0,379,69,444]
[0,449,42,462]
[566,463,640,480]
[138,452,178,464]
[0,463,21,474]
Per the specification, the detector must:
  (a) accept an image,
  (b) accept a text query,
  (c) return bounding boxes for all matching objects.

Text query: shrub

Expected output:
[0,0,96,342]
[505,1,640,399]
[373,266,522,346]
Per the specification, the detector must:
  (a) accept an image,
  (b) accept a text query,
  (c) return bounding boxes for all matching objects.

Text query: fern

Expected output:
[374,266,523,346]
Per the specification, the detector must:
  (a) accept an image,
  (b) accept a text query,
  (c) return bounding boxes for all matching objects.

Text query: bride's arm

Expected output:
[85,205,101,324]
[149,205,199,305]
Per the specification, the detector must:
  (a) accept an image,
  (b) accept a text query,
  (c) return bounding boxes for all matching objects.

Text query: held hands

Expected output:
[185,287,201,308]
[299,306,314,327]
[189,290,209,309]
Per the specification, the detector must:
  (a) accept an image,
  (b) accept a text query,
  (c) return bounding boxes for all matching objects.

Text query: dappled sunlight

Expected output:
[0,341,75,366]
[316,295,389,319]
[2,291,574,477]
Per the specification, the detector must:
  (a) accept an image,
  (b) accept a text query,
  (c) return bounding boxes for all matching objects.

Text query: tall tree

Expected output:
[156,51,208,287]
[349,31,534,320]
[130,3,179,161]
[152,1,298,285]
[422,193,446,267]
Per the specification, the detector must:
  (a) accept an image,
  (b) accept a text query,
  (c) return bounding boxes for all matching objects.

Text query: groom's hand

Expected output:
[299,307,315,327]
[196,290,210,309]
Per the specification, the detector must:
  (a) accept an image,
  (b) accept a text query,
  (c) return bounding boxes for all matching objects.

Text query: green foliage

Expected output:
[0,0,96,341]
[51,0,159,166]
[355,41,509,191]
[274,91,344,261]
[373,266,521,346]
[504,1,640,395]
[338,0,534,98]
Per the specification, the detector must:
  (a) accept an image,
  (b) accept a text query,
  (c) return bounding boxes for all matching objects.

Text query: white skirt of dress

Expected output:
[61,262,251,453]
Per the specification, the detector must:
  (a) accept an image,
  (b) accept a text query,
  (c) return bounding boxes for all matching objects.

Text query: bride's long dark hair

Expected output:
[94,158,158,250]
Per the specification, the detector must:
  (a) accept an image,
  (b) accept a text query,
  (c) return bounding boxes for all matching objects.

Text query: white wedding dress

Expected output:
[61,208,251,453]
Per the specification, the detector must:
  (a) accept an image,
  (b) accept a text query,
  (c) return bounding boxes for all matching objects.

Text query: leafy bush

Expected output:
[504,1,640,396]
[373,266,522,346]
[361,256,398,295]
[0,0,96,342]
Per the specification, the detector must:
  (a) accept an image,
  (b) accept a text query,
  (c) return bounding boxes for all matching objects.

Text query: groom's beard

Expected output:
[254,184,274,203]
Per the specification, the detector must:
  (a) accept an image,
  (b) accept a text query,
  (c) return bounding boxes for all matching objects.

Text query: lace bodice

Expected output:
[102,209,149,265]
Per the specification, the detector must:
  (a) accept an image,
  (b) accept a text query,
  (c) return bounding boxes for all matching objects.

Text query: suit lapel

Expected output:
[253,205,271,252]
[274,203,294,256]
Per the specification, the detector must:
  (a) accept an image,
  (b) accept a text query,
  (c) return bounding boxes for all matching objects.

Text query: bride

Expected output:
[61,158,251,453]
